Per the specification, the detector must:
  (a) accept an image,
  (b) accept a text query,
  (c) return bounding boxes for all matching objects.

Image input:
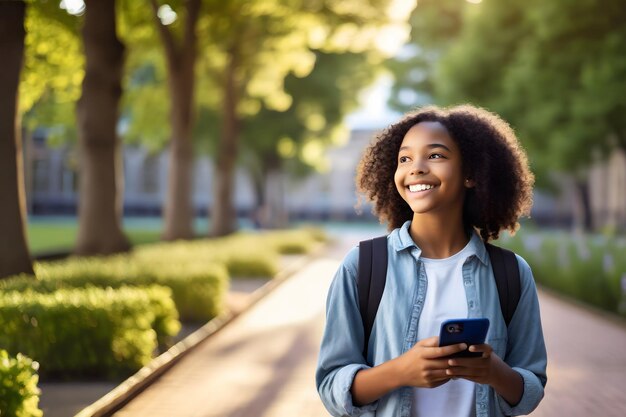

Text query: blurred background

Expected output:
[6,0,625,252]
[1,0,625,415]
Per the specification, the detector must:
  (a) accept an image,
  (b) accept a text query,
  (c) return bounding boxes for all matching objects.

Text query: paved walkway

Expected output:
[112,234,626,417]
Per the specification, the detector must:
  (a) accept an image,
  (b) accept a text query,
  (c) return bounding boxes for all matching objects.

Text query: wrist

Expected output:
[387,355,408,390]
[490,355,523,405]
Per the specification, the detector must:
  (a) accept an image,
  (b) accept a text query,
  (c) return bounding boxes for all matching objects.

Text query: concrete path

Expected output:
[112,233,626,417]
[531,290,626,417]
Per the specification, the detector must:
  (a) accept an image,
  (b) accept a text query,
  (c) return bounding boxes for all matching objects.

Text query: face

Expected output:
[394,121,473,217]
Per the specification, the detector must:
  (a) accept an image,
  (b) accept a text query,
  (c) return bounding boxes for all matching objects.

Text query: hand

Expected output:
[445,343,495,384]
[396,336,468,388]
[446,343,525,405]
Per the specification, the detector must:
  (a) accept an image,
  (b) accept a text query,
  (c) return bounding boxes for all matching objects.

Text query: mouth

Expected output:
[407,183,436,193]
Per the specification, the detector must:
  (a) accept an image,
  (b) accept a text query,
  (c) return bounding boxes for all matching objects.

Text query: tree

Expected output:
[202,0,404,236]
[241,51,378,227]
[147,0,201,240]
[390,0,626,231]
[0,0,34,279]
[20,5,83,133]
[74,0,131,255]
[386,0,469,112]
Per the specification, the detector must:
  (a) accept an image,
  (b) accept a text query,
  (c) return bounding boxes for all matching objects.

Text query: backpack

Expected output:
[357,235,521,359]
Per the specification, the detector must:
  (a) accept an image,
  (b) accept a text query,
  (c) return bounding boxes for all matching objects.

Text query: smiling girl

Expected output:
[316,105,547,417]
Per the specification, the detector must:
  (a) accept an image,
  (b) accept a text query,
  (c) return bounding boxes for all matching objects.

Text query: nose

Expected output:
[409,159,428,176]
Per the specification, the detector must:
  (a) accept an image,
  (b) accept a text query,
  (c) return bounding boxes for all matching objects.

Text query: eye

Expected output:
[429,153,445,159]
[399,155,411,163]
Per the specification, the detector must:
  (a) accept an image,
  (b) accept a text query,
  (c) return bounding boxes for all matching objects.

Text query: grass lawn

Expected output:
[27,220,162,255]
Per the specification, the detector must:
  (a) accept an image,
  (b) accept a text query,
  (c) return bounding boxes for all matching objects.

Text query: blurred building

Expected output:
[23,128,625,230]
[22,128,378,222]
[589,149,626,232]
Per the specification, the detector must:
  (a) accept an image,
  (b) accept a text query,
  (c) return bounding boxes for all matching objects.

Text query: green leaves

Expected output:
[21,5,82,131]
[389,0,626,180]
[0,350,43,417]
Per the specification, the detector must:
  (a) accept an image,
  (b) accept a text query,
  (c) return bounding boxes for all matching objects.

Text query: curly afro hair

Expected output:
[356,104,534,242]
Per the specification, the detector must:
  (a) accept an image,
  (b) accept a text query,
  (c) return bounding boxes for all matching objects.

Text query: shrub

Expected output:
[0,258,228,322]
[0,285,178,379]
[499,230,626,317]
[134,236,279,278]
[0,350,43,417]
[263,229,318,254]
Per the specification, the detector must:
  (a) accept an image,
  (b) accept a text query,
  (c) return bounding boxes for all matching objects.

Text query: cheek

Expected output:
[393,169,403,192]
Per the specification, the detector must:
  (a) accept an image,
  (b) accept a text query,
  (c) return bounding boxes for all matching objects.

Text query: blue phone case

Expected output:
[438,318,490,358]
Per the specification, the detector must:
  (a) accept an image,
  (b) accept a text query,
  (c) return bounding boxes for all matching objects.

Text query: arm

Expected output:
[497,255,548,414]
[316,249,378,416]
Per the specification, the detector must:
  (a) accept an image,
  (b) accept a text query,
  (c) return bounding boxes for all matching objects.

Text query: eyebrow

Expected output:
[399,143,452,152]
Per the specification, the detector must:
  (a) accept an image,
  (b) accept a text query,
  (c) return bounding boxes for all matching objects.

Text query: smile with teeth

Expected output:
[408,184,435,192]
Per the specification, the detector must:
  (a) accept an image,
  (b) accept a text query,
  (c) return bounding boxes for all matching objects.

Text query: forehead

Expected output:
[401,121,454,146]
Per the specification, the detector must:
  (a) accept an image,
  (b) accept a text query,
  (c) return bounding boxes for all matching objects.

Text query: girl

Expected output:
[316,105,547,417]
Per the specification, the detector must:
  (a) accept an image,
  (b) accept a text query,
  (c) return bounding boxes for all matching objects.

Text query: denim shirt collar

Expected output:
[390,220,489,266]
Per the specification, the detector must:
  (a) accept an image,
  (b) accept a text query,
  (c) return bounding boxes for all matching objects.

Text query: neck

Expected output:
[409,212,469,259]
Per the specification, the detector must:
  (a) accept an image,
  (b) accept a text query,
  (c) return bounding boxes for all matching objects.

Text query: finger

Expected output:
[417,336,440,347]
[468,344,492,358]
[423,369,451,381]
[468,344,492,353]
[447,357,488,368]
[423,343,467,359]
[422,359,452,370]
[446,366,486,378]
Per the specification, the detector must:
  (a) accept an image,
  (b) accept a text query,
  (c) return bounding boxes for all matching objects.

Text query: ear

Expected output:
[464,179,476,188]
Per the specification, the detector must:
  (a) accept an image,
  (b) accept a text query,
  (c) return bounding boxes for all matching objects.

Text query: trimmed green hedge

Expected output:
[499,230,626,317]
[262,229,320,255]
[0,227,325,380]
[0,350,42,417]
[1,229,323,324]
[134,236,280,278]
[0,285,179,379]
[0,258,227,322]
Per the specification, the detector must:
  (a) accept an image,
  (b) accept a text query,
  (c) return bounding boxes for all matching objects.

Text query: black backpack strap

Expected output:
[485,243,521,326]
[357,235,388,360]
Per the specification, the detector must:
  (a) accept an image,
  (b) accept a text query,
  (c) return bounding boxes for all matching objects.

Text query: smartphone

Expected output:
[438,318,490,358]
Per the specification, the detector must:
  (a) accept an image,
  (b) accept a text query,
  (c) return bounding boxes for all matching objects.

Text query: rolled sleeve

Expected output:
[496,368,545,416]
[316,248,378,417]
[318,364,378,416]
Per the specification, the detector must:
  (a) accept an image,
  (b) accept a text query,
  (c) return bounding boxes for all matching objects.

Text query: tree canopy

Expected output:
[389,0,626,178]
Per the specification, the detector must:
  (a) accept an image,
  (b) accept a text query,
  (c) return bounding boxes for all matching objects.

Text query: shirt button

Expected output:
[464,280,471,286]
[480,403,486,409]
[469,301,475,309]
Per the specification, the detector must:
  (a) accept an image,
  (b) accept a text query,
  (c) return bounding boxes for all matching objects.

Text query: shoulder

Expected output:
[514,252,531,273]
[340,245,360,280]
[337,232,395,283]
[513,252,539,292]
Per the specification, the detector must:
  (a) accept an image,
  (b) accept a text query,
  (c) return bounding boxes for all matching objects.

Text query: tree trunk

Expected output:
[572,177,593,233]
[212,50,240,236]
[249,164,268,229]
[162,74,195,240]
[75,0,130,255]
[0,1,34,279]
[266,166,289,228]
[151,0,200,241]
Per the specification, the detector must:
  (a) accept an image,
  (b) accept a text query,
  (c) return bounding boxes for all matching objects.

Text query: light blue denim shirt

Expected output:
[316,221,547,417]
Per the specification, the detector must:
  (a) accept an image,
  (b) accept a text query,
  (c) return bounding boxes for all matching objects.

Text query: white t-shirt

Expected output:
[413,240,477,417]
